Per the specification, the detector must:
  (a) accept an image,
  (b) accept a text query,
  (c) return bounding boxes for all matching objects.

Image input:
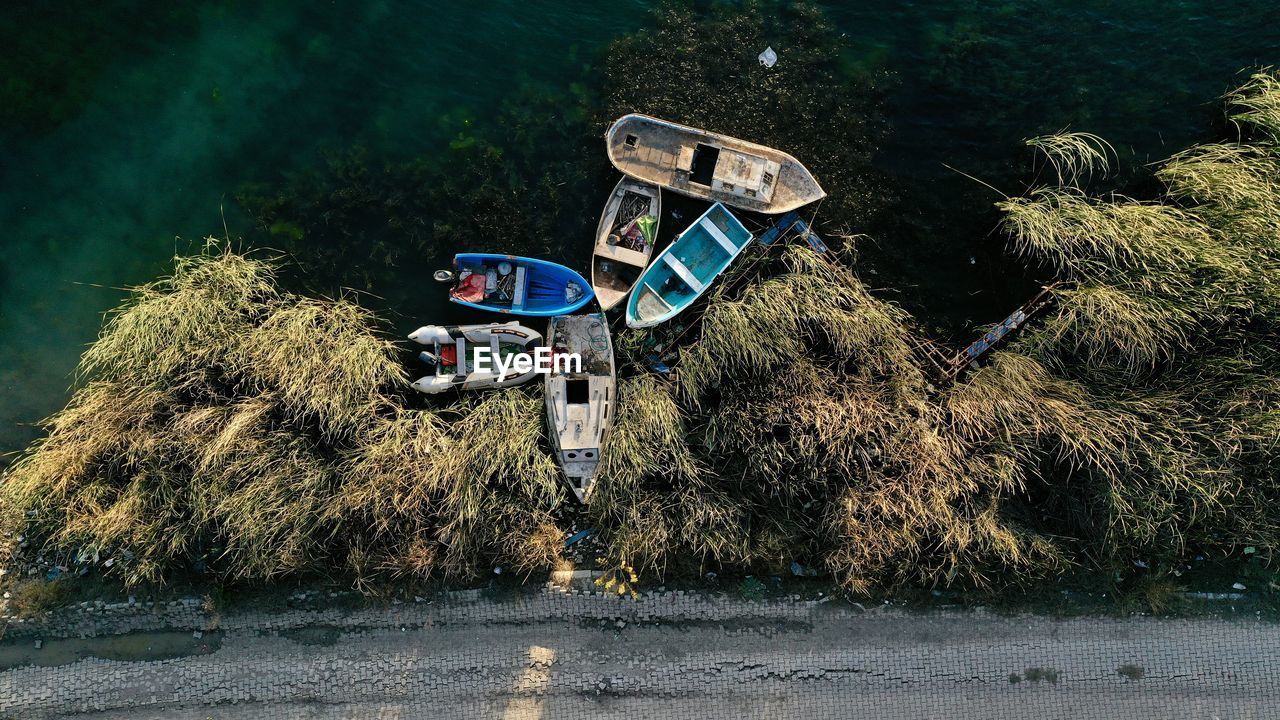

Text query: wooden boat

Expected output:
[591,177,661,311]
[605,113,825,214]
[446,254,593,317]
[545,313,615,503]
[626,203,754,328]
[407,322,543,394]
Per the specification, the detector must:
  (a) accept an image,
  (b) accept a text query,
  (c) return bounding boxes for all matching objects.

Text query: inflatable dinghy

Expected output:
[408,322,543,394]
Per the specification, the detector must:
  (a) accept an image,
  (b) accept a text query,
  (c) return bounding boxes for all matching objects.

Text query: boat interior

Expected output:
[594,187,658,306]
[593,253,645,298]
[451,258,529,310]
[564,378,590,404]
[549,316,613,376]
[689,143,719,186]
[677,142,779,204]
[432,336,527,377]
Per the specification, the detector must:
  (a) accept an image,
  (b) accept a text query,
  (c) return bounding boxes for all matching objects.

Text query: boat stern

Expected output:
[559,454,601,504]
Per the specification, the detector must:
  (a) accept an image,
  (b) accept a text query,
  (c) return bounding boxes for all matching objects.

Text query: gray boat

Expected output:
[545,313,615,503]
[605,113,825,214]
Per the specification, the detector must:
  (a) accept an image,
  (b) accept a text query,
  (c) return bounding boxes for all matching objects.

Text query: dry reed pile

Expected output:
[0,249,564,588]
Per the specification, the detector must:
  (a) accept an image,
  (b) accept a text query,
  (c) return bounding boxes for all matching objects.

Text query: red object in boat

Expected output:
[439,344,458,367]
[451,274,487,303]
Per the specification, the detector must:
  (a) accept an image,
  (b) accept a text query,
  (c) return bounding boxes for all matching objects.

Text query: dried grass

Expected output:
[1026,131,1115,186]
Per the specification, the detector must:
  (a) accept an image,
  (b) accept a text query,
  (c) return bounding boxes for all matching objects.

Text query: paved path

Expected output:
[1,585,1276,719]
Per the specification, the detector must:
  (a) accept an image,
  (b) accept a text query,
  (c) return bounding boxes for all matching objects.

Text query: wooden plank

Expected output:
[663,255,705,293]
[946,286,1058,379]
[642,283,675,310]
[512,266,527,308]
[793,220,830,253]
[701,217,739,254]
[595,243,650,268]
[756,212,829,253]
[757,211,800,246]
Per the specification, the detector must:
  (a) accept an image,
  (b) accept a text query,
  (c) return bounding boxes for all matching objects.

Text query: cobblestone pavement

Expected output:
[1,583,1276,719]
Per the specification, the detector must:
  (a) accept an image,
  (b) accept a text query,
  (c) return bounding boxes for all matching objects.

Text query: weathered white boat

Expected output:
[545,313,615,503]
[591,177,661,311]
[408,322,543,394]
[605,113,825,214]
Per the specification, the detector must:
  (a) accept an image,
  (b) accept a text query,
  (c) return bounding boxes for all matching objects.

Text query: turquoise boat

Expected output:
[625,203,754,328]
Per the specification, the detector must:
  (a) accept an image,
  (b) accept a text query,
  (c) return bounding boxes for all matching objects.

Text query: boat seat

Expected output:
[511,265,527,309]
[455,337,468,373]
[676,146,695,172]
[701,217,739,255]
[663,255,705,293]
[641,283,675,310]
[595,243,649,268]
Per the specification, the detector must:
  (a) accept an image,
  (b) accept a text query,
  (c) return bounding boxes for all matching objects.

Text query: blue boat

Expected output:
[447,254,594,316]
[625,203,754,328]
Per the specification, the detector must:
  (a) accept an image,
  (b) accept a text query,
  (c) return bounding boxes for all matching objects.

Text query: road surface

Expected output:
[1,583,1276,719]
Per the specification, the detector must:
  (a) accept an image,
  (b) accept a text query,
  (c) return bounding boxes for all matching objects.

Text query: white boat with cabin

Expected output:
[605,113,825,214]
[545,313,615,503]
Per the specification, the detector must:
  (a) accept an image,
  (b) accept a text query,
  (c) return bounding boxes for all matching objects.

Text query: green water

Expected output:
[1,0,1276,455]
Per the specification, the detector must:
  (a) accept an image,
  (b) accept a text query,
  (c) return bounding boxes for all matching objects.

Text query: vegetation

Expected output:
[0,3,207,134]
[0,248,563,589]
[989,70,1280,564]
[237,0,893,301]
[3,578,71,619]
[597,244,1064,591]
[235,92,605,294]
[2,4,1278,600]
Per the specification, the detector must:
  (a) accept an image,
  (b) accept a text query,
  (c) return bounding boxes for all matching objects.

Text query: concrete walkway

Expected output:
[1,585,1275,719]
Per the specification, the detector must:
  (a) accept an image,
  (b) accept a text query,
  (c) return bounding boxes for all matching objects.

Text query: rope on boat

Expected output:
[587,318,610,353]
[617,192,650,227]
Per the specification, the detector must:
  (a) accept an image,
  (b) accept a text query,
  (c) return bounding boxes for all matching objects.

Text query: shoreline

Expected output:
[5,562,1277,639]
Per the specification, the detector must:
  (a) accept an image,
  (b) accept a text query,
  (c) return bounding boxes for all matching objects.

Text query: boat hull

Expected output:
[448,254,593,317]
[591,177,661,311]
[408,322,543,394]
[605,113,825,214]
[625,203,754,328]
[545,313,615,503]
